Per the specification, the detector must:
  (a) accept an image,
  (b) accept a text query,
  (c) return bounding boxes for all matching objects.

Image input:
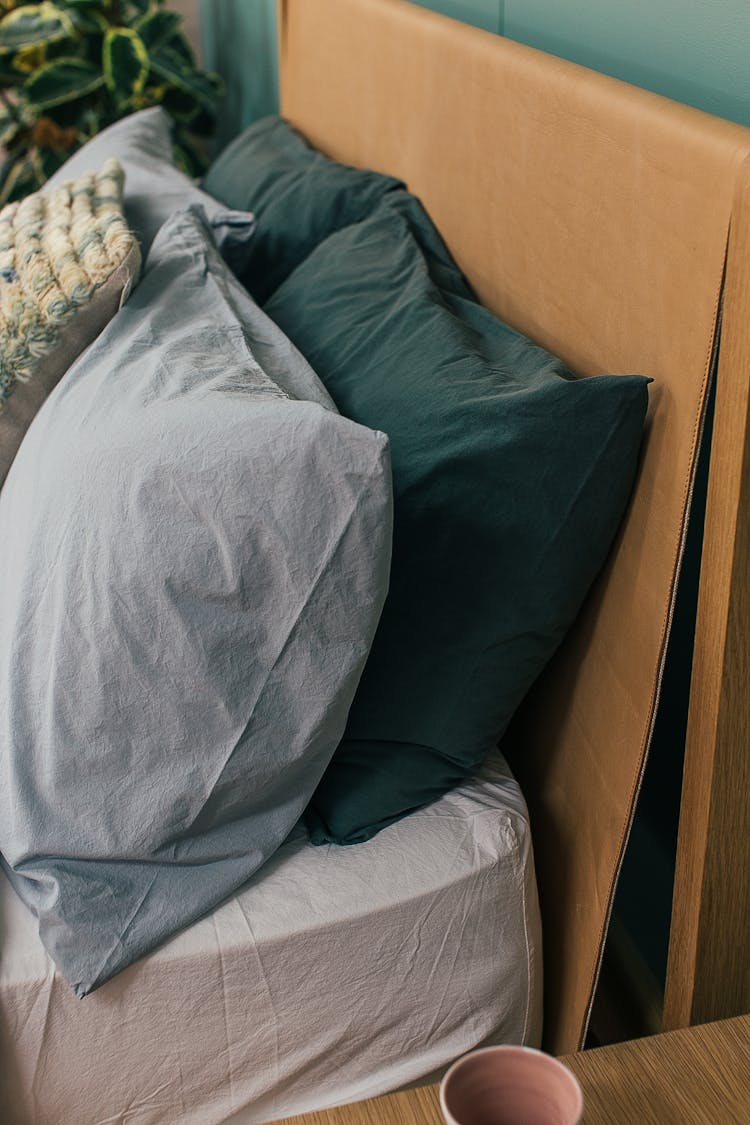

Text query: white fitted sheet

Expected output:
[0,752,542,1125]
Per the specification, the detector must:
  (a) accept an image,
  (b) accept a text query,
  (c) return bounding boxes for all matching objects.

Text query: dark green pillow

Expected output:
[202,115,403,303]
[266,191,651,845]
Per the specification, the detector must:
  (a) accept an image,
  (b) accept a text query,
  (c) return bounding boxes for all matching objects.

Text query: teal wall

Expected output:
[411,0,501,33]
[200,0,279,149]
[201,0,750,145]
[503,0,750,127]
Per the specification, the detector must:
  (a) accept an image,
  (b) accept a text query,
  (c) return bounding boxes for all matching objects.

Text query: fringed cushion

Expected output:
[0,158,141,487]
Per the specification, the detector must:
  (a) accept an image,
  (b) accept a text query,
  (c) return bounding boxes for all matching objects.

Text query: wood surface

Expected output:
[268,1015,750,1125]
[663,159,750,1030]
[564,1015,750,1124]
[265,1083,442,1125]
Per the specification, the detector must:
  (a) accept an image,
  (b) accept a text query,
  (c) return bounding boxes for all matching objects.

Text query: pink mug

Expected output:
[439,1045,584,1125]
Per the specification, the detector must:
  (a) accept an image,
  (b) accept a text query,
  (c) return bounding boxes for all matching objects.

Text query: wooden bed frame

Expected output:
[279,0,750,1054]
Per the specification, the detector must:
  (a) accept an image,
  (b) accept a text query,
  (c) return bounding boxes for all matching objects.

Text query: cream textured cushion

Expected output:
[0,158,140,487]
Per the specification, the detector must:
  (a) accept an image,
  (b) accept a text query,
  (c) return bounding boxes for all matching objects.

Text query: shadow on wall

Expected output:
[199,0,280,151]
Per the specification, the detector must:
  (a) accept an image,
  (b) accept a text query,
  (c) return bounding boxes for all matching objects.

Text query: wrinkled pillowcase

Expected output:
[47,106,256,268]
[265,189,651,845]
[203,114,404,302]
[0,206,392,996]
[0,158,140,488]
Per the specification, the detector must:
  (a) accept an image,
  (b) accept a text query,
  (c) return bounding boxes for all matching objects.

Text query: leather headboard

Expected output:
[278,0,750,1052]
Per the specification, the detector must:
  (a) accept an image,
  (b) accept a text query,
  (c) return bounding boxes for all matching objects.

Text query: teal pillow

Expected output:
[265,190,650,846]
[202,115,403,303]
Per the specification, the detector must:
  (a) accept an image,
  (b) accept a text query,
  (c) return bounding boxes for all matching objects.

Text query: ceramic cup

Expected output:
[439,1045,584,1125]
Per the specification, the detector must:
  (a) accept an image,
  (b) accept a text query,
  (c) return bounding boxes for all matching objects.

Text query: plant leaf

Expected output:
[68,8,108,36]
[0,3,74,53]
[161,30,196,69]
[0,54,23,81]
[134,8,181,51]
[186,104,216,137]
[77,103,106,140]
[161,84,200,122]
[149,45,220,112]
[172,127,207,177]
[13,41,47,71]
[102,26,148,105]
[0,106,22,148]
[23,57,104,109]
[38,143,68,179]
[0,153,38,205]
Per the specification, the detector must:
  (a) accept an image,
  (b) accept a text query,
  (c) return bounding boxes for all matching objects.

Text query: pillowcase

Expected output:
[203,114,404,302]
[47,107,256,266]
[0,158,140,488]
[265,190,651,845]
[0,206,392,996]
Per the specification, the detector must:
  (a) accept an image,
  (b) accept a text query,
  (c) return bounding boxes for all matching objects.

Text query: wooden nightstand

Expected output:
[268,1014,750,1124]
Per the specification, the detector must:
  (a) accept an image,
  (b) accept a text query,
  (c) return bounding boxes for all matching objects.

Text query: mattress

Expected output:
[0,751,542,1125]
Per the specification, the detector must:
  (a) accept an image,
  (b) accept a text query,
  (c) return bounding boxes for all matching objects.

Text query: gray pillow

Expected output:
[47,107,255,264]
[0,207,392,997]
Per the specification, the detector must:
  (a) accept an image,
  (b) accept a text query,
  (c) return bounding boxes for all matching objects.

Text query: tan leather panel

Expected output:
[664,161,750,1030]
[278,0,750,1052]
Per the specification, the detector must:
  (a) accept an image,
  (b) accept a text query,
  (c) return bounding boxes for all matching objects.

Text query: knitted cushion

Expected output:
[0,158,141,487]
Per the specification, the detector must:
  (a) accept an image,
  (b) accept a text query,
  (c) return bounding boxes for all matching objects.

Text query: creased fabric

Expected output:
[0,206,392,996]
[0,752,541,1125]
[46,107,253,261]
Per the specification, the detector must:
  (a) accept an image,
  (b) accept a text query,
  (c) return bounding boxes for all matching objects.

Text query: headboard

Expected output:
[278,0,750,1053]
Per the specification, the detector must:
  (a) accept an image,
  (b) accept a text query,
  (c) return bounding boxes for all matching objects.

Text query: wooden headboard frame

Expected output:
[278,0,750,1053]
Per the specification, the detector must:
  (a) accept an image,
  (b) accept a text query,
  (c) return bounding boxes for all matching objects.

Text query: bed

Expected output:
[2,0,750,1121]
[1,753,541,1123]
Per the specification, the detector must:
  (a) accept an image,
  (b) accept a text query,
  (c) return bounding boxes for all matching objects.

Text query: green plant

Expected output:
[0,0,223,204]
